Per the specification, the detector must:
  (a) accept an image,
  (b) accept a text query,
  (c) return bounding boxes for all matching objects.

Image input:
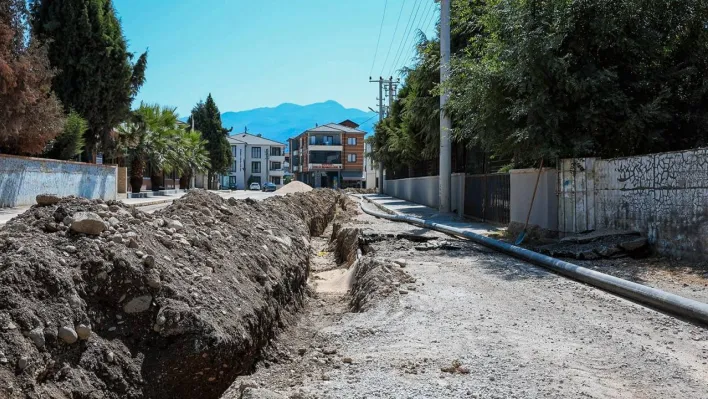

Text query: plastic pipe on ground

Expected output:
[359,198,708,325]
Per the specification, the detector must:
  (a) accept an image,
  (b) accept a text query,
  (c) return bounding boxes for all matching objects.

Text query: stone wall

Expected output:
[559,149,708,259]
[0,155,117,207]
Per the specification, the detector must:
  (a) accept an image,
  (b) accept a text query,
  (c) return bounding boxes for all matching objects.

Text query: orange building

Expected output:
[289,121,366,188]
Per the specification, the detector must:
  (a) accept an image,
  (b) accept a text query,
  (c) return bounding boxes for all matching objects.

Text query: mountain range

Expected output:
[217,100,377,144]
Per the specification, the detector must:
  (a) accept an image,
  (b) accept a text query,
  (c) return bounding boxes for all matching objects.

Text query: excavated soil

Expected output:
[0,189,343,399]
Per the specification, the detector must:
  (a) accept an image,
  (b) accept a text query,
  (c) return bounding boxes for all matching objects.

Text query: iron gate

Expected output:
[464,173,510,224]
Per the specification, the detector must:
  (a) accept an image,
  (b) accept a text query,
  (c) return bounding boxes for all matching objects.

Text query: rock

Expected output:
[143,255,155,268]
[393,258,408,267]
[58,326,78,344]
[107,217,120,227]
[36,194,61,206]
[76,324,91,340]
[298,348,307,356]
[322,347,337,355]
[70,212,107,235]
[578,249,600,260]
[18,356,29,370]
[44,222,59,233]
[342,357,353,364]
[68,295,82,309]
[29,328,45,348]
[106,351,115,363]
[166,219,184,231]
[146,273,161,289]
[111,235,123,244]
[62,216,74,226]
[399,289,409,294]
[241,388,286,399]
[596,245,623,258]
[620,237,648,252]
[127,238,139,249]
[123,295,152,314]
[65,245,77,253]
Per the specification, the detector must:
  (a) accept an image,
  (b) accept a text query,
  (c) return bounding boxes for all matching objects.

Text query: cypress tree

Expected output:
[30,0,147,159]
[189,94,233,188]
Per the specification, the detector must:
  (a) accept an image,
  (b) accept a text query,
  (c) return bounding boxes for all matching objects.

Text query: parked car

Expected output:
[262,182,277,192]
[249,182,261,191]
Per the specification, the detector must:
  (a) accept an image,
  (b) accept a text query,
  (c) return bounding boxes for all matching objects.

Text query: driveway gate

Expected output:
[464,173,510,224]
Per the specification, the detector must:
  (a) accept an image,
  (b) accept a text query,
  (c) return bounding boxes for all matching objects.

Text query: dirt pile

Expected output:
[276,181,313,194]
[0,190,341,399]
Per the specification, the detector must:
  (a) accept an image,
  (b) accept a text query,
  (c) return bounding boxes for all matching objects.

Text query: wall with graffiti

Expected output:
[559,149,708,258]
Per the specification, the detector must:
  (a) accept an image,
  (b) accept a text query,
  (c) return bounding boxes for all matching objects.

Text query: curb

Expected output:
[361,195,402,216]
[123,199,173,208]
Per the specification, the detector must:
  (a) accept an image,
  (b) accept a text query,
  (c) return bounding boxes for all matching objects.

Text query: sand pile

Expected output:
[276,181,313,194]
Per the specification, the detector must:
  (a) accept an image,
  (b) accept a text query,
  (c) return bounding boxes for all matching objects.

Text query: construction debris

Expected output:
[536,230,650,260]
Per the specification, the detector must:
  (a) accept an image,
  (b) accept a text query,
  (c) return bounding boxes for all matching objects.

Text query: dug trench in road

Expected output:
[220,200,708,398]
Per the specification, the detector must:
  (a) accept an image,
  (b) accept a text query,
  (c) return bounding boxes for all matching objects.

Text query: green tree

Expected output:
[0,0,64,155]
[188,94,233,189]
[30,0,147,158]
[171,129,210,189]
[117,103,180,193]
[44,111,87,160]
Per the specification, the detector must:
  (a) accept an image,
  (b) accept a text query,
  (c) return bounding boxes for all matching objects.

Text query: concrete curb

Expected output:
[361,195,403,216]
[122,199,173,208]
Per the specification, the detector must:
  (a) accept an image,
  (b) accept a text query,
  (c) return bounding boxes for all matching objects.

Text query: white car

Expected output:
[249,182,261,191]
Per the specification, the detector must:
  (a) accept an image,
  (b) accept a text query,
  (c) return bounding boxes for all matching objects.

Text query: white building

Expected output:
[221,133,287,189]
[364,142,377,190]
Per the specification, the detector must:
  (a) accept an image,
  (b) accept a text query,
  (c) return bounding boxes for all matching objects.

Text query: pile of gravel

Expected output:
[0,190,341,399]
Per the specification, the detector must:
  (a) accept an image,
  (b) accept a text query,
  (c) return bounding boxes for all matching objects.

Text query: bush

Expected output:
[44,111,87,160]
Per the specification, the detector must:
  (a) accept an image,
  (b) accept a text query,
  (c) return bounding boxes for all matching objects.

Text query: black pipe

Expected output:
[359,198,708,324]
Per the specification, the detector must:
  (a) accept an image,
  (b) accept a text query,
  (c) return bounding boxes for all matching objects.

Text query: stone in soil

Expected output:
[70,212,107,235]
[58,326,78,344]
[36,194,61,206]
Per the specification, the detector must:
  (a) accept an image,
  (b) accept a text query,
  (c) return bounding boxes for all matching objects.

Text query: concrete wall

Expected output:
[383,173,465,217]
[559,148,708,259]
[510,168,558,236]
[0,155,117,207]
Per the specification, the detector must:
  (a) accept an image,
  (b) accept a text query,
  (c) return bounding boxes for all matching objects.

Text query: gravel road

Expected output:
[234,203,708,398]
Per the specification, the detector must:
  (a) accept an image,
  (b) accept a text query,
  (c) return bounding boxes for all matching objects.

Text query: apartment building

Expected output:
[289,121,366,188]
[221,133,287,189]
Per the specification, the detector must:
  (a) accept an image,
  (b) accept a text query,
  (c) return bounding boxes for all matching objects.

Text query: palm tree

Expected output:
[117,103,181,193]
[170,129,210,189]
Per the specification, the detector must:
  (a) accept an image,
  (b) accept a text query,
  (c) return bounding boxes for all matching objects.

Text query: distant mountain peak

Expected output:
[218,101,376,145]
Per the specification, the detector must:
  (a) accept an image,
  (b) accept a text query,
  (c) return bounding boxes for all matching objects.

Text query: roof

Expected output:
[226,136,246,146]
[229,133,285,146]
[290,123,366,139]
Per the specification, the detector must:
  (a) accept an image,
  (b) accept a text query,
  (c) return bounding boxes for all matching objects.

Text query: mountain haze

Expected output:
[219,100,376,144]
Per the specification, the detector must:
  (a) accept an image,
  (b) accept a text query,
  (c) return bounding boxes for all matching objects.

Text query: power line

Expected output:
[380,0,407,76]
[389,0,424,76]
[369,0,389,77]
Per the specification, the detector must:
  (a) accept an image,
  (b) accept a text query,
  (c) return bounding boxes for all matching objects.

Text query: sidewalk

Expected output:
[361,193,503,236]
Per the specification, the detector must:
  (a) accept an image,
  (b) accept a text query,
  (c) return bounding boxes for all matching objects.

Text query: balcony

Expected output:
[269,155,285,163]
[268,169,285,177]
[309,144,343,152]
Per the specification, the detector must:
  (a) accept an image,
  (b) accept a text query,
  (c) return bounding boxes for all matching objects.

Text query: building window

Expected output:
[309,135,316,145]
[271,162,282,170]
[252,147,261,158]
[347,137,357,145]
[271,176,281,185]
[231,160,238,172]
[252,161,261,173]
[270,147,282,156]
[347,154,357,162]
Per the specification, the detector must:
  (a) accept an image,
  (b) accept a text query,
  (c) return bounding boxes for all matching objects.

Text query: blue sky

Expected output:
[113,0,439,117]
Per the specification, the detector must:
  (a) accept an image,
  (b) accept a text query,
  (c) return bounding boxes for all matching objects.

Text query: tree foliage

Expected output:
[372,0,708,171]
[0,0,64,155]
[117,104,209,193]
[188,94,233,180]
[31,0,147,156]
[44,110,87,160]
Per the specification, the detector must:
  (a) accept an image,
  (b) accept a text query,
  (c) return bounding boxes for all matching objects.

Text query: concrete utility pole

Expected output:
[370,76,400,194]
[370,76,385,194]
[439,0,452,213]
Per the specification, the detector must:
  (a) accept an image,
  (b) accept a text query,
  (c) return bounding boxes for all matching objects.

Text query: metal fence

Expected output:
[464,173,510,224]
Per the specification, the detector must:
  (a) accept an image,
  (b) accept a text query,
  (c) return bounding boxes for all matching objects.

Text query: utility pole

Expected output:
[439,0,452,213]
[370,76,385,194]
[370,76,400,194]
